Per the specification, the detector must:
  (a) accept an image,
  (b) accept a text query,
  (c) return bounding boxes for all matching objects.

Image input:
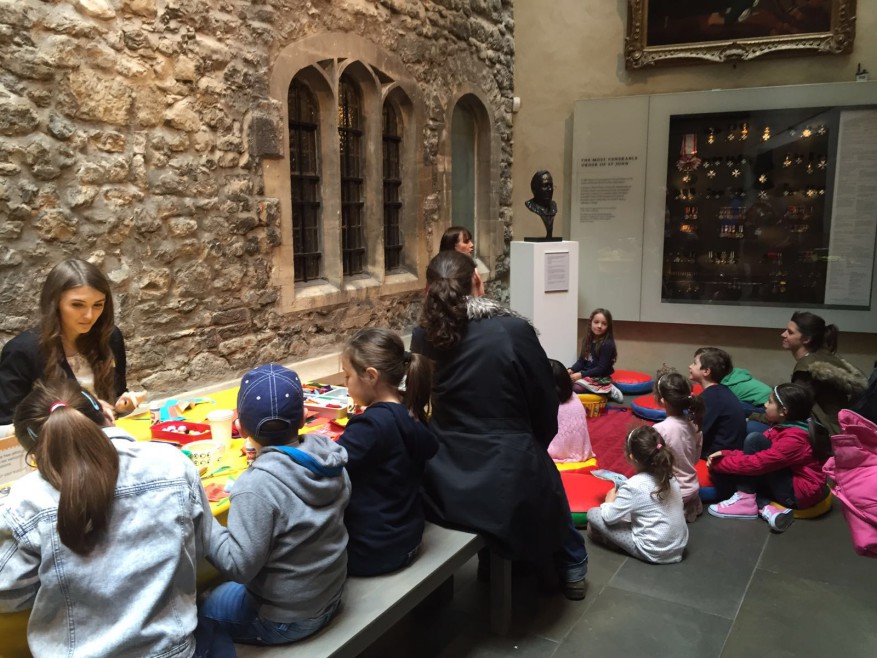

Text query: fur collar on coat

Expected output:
[802,352,868,398]
[465,296,532,325]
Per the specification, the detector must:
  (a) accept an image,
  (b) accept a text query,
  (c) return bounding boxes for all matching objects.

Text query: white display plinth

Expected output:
[510,240,579,364]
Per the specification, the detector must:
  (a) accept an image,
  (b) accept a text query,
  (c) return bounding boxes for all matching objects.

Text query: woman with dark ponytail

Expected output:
[0,380,211,657]
[778,311,867,436]
[338,328,438,576]
[586,426,688,563]
[412,250,589,601]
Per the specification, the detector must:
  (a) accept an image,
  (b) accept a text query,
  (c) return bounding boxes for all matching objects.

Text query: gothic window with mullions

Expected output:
[382,103,403,271]
[288,79,321,282]
[338,77,365,276]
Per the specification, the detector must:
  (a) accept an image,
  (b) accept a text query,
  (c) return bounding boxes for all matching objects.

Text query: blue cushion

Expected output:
[631,395,666,421]
[613,369,654,395]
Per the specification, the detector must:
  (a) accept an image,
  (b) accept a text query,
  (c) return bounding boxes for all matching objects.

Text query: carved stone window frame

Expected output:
[266,33,425,313]
[442,87,503,280]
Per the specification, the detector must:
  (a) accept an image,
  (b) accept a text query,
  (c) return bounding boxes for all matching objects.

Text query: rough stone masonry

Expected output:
[0,0,515,394]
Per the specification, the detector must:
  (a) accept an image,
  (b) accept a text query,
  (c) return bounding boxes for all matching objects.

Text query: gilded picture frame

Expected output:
[625,0,856,69]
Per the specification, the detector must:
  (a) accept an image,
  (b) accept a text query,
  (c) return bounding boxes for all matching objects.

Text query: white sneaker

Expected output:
[609,385,624,404]
[760,504,795,533]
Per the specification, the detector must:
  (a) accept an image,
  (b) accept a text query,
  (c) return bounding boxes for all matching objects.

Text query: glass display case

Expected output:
[662,107,837,307]
[572,82,877,330]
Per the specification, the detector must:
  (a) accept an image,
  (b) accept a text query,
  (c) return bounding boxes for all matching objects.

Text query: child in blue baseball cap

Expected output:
[198,364,350,652]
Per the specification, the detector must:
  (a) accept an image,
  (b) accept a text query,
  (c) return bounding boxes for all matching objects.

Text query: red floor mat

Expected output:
[586,406,652,478]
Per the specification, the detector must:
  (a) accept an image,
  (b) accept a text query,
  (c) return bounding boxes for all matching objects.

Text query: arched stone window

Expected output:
[451,102,477,247]
[447,92,499,275]
[264,34,432,312]
[338,76,365,276]
[288,78,321,282]
[382,102,403,271]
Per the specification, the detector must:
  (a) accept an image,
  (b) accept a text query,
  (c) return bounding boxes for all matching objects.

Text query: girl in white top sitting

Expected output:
[586,426,688,564]
[653,368,706,522]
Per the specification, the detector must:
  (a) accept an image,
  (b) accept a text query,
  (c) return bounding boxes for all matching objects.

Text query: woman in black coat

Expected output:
[412,250,588,600]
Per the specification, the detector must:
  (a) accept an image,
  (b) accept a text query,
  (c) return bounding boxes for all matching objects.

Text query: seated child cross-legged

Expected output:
[689,347,747,459]
[199,364,351,651]
[653,368,705,522]
[567,308,623,403]
[707,383,828,533]
[547,359,595,462]
[586,426,688,564]
[338,328,439,577]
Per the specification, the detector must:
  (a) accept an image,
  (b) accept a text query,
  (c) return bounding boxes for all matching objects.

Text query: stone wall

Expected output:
[0,0,515,393]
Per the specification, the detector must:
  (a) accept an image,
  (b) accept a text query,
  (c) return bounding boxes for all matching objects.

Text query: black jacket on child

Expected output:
[337,401,438,576]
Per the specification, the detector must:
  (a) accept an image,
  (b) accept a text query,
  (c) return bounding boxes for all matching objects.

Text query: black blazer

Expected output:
[0,327,127,425]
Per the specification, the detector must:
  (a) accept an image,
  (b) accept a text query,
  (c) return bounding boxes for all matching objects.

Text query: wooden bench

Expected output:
[235,522,511,657]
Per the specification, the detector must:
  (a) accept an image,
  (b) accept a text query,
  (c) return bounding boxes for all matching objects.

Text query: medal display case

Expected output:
[663,107,836,306]
[571,82,877,331]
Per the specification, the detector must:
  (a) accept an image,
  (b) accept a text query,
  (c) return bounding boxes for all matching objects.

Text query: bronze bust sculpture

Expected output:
[525,170,561,241]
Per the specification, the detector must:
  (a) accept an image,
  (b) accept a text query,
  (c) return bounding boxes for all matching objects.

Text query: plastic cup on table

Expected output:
[182,439,223,474]
[206,409,235,450]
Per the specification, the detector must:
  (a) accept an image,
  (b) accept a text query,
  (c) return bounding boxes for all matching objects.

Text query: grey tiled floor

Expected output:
[359,504,877,657]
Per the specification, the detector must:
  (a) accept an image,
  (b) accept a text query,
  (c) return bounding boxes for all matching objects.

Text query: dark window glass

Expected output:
[288,79,321,282]
[339,77,365,275]
[383,103,403,271]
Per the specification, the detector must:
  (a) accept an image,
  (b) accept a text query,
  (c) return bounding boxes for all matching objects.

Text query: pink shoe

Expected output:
[708,491,758,519]
[760,504,795,532]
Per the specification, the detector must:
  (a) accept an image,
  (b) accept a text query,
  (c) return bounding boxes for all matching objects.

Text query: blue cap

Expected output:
[237,364,304,444]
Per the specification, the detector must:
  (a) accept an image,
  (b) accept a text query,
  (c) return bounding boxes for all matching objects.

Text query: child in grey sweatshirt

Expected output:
[198,364,350,652]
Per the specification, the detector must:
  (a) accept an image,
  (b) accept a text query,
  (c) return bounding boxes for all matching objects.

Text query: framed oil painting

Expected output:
[625,0,856,69]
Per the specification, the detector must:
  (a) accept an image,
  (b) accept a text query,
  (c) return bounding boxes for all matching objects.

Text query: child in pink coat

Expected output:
[548,360,594,463]
[708,383,827,533]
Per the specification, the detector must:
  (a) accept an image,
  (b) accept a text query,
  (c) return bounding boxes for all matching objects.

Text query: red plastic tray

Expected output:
[150,420,212,445]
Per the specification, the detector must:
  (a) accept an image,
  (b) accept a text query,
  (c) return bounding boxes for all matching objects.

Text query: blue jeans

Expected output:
[196,582,341,655]
[557,508,589,583]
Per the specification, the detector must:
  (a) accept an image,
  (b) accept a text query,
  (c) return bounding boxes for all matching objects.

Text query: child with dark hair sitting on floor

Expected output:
[199,364,350,653]
[653,366,706,523]
[586,426,688,564]
[568,308,623,403]
[707,383,828,533]
[689,347,747,459]
[548,359,594,462]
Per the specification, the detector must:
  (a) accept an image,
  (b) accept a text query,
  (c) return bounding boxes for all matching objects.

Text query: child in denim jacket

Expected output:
[0,380,211,658]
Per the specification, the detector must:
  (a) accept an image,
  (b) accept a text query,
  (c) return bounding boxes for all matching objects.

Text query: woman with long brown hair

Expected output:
[411,250,588,600]
[0,259,135,432]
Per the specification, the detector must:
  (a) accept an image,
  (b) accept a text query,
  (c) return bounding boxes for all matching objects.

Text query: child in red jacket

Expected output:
[707,383,827,533]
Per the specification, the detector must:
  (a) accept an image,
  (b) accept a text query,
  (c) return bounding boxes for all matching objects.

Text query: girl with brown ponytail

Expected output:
[1,380,211,657]
[338,327,438,576]
[586,426,688,564]
[653,367,706,522]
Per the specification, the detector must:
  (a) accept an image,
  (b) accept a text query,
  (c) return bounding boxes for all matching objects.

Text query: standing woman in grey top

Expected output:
[0,259,134,432]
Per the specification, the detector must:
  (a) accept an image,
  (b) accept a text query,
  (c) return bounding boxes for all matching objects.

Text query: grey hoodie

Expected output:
[207,433,350,622]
